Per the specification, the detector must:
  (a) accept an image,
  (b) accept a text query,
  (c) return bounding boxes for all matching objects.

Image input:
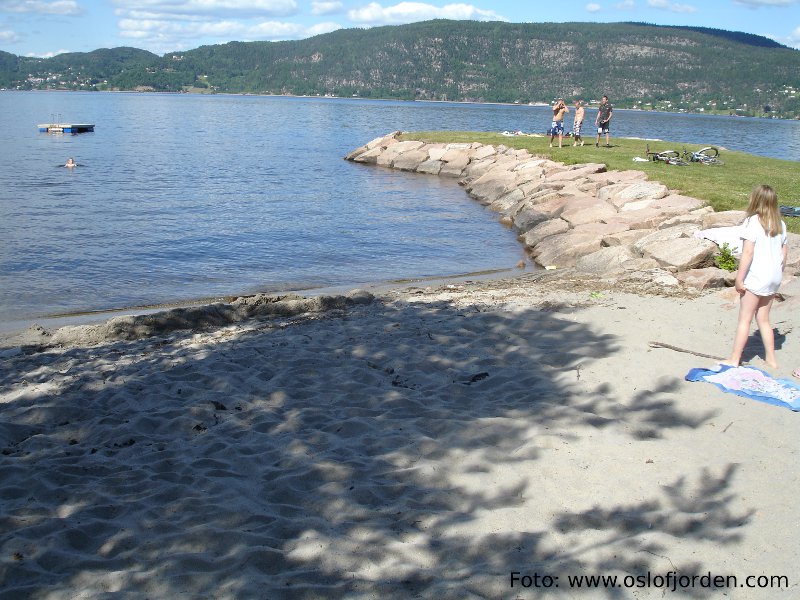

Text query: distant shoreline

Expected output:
[4,88,793,122]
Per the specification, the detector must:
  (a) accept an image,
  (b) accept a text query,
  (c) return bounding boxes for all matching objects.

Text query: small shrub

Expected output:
[714,243,738,272]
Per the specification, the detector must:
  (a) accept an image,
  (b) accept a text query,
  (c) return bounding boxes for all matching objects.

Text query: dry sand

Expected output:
[1,271,798,599]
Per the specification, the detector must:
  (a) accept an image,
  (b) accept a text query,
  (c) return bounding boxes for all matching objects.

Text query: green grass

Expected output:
[400,131,800,234]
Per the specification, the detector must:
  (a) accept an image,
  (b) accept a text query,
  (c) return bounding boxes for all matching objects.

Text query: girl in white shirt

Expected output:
[725,184,788,369]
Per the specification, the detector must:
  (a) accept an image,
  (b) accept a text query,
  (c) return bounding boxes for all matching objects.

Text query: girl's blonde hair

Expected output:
[746,184,782,237]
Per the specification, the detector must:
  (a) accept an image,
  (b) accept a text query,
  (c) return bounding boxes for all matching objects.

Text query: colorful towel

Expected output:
[686,365,800,411]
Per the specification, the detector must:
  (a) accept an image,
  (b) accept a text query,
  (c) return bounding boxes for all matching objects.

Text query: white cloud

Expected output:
[116,12,341,52]
[306,20,342,35]
[26,48,71,57]
[615,0,636,8]
[586,3,601,11]
[646,0,696,12]
[734,0,797,6]
[790,26,800,47]
[112,0,307,52]
[0,29,20,41]
[119,16,274,39]
[112,0,299,19]
[0,0,81,15]
[348,2,507,26]
[246,19,304,37]
[311,1,343,16]
[773,25,800,47]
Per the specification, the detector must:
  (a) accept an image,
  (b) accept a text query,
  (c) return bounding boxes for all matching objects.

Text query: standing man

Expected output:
[550,98,568,148]
[595,95,613,147]
[572,100,585,147]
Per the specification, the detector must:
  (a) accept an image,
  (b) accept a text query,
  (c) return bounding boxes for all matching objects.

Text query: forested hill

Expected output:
[3,20,800,118]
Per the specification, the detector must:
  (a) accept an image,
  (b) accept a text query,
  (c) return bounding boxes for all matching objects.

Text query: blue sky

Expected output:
[1,0,798,57]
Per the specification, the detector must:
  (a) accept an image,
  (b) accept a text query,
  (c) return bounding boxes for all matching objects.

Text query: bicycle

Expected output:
[682,146,724,165]
[645,144,688,166]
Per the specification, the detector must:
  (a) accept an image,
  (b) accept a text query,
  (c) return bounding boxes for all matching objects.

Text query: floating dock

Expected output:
[38,123,95,134]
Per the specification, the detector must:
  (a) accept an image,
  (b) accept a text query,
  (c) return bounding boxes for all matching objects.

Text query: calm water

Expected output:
[2,91,799,328]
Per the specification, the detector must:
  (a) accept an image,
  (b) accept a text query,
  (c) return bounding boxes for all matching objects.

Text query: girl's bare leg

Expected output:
[725,291,760,366]
[754,295,777,368]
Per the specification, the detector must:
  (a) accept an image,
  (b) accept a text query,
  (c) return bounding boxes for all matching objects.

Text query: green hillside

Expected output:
[2,20,799,118]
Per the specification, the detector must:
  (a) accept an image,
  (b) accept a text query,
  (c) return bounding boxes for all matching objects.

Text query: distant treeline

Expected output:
[2,20,799,118]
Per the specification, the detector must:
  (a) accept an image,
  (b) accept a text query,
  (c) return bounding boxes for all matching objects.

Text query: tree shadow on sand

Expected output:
[0,294,751,599]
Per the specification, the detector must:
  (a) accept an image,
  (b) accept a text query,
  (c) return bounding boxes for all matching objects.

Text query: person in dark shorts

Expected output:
[595,95,613,147]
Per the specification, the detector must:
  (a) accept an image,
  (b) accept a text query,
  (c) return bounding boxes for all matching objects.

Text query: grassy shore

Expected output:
[401,131,800,234]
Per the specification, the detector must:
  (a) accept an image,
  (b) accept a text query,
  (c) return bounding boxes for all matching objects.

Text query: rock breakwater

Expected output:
[346,131,799,290]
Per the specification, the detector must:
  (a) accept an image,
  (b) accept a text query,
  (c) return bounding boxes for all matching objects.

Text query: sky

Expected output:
[0,0,798,58]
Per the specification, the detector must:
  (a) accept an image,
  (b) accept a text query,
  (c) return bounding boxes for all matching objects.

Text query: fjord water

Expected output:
[2,92,799,328]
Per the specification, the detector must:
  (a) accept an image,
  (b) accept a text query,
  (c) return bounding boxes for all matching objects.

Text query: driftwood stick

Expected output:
[648,341,726,361]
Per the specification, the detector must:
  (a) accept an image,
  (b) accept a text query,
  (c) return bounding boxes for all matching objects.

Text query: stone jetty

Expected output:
[346,131,799,291]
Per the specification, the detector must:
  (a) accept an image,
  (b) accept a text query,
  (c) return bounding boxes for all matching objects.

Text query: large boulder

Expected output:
[393,149,430,171]
[522,218,570,247]
[512,206,557,232]
[604,208,678,230]
[532,231,603,268]
[462,158,499,180]
[603,182,670,208]
[603,228,654,247]
[344,131,401,161]
[632,223,701,256]
[466,169,518,204]
[527,189,566,206]
[641,237,718,270]
[544,163,607,182]
[528,195,571,219]
[702,211,747,228]
[560,198,619,227]
[621,193,706,213]
[604,170,649,184]
[514,166,546,186]
[473,144,498,160]
[573,221,630,237]
[489,188,526,213]
[676,268,729,290]
[575,246,636,275]
[376,140,425,167]
[427,145,447,161]
[439,145,473,177]
[657,214,707,229]
[416,159,443,175]
[785,233,800,275]
[389,140,425,153]
[350,146,385,164]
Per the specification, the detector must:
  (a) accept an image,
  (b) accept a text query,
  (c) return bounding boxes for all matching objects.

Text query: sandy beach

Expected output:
[1,268,798,599]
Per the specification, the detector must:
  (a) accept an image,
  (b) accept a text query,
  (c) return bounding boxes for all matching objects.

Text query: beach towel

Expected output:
[686,365,800,411]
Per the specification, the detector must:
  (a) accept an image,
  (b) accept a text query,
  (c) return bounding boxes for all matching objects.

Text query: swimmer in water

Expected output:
[65,158,76,168]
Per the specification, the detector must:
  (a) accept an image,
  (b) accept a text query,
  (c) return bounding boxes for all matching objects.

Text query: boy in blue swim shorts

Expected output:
[550,98,568,148]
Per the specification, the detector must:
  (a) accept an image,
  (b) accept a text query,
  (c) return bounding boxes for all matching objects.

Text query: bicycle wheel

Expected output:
[658,151,684,165]
[697,146,720,158]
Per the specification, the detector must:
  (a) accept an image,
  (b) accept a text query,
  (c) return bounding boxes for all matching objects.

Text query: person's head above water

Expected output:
[65,158,76,168]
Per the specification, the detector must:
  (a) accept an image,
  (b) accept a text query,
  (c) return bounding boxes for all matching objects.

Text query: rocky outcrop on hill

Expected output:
[346,131,799,291]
